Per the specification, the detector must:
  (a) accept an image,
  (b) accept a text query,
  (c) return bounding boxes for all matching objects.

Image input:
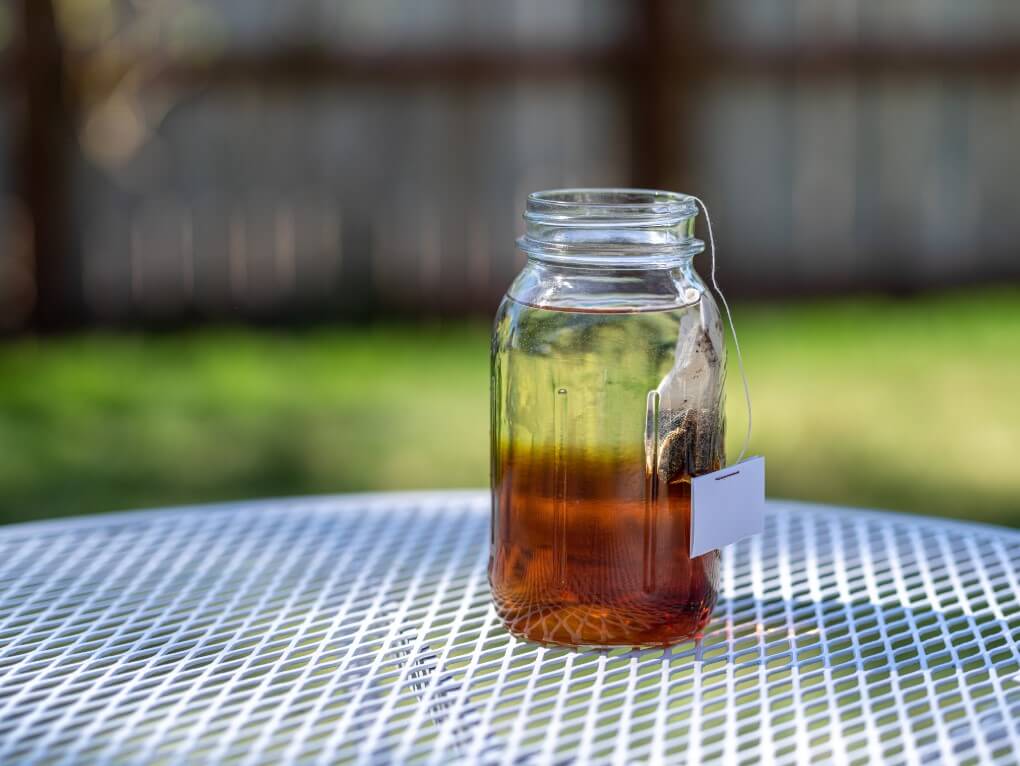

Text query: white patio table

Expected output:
[0,492,1016,764]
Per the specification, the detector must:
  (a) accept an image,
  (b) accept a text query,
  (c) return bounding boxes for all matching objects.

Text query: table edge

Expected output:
[1,490,1017,542]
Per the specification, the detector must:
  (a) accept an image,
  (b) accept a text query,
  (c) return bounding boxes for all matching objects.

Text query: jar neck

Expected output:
[507,258,707,313]
[517,188,705,269]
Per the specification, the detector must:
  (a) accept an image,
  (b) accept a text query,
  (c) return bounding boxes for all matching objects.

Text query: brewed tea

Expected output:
[490,297,724,647]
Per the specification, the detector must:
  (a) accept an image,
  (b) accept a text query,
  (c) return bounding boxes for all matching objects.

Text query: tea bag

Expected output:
[654,300,725,482]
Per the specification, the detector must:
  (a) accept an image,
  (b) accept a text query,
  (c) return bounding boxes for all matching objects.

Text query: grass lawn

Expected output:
[0,289,1017,526]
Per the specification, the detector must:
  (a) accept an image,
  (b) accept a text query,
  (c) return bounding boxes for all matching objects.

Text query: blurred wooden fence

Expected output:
[3,1,1020,330]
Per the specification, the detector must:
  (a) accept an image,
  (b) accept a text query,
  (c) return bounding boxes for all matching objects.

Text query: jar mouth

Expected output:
[524,188,698,227]
[519,188,703,267]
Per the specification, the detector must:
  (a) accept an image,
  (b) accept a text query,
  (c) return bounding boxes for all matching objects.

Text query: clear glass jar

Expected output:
[489,189,725,648]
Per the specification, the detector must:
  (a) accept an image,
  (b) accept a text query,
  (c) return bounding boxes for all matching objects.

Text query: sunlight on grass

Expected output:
[0,289,1016,524]
[732,290,1019,522]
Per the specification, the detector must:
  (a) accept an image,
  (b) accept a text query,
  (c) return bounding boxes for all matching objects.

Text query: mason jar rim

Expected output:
[524,188,699,225]
[518,188,703,267]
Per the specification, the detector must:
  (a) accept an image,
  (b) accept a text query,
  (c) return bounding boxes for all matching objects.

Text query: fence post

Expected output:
[628,0,701,193]
[17,0,80,331]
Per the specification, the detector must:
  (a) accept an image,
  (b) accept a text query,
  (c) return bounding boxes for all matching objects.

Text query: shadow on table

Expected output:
[397,592,1019,762]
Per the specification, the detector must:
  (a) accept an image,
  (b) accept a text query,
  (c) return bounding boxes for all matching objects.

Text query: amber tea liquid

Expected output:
[490,297,723,647]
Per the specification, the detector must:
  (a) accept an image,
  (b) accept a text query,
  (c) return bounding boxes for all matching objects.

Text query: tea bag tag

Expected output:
[690,456,765,557]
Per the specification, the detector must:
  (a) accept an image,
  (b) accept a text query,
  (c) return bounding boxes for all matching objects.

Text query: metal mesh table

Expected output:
[0,492,1018,765]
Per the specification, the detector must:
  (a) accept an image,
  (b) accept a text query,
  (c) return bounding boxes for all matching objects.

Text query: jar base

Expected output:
[495,602,714,649]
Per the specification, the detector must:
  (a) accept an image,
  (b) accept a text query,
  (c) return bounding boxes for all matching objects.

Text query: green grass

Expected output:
[0,289,1017,526]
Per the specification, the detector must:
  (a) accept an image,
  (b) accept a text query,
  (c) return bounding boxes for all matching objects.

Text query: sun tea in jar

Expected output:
[489,189,726,648]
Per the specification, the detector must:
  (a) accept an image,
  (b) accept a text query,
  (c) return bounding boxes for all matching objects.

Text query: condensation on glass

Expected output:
[490,189,726,648]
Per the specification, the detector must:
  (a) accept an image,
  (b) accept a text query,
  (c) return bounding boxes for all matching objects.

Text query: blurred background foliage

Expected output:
[1,289,1017,525]
[0,1,1018,524]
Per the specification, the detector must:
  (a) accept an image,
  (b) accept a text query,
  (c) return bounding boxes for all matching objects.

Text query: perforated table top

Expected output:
[0,492,1017,765]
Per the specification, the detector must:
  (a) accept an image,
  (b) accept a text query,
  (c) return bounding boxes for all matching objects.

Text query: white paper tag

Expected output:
[690,456,766,558]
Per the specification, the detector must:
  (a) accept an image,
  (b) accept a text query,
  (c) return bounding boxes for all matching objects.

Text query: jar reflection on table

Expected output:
[489,189,726,648]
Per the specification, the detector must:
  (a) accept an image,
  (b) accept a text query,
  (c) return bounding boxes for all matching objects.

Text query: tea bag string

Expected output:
[689,195,752,465]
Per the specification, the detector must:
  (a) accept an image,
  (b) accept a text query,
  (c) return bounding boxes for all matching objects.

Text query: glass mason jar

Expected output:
[489,189,725,648]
